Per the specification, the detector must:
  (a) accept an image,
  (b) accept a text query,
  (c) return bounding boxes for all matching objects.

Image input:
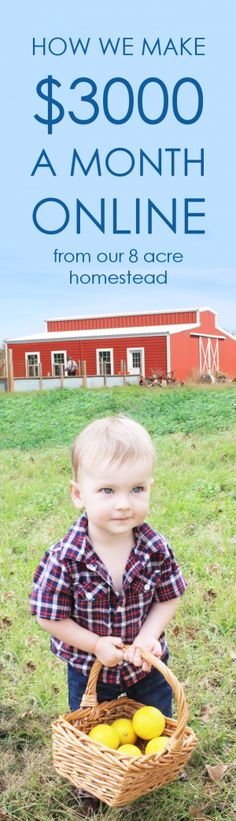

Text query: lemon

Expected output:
[145,735,169,755]
[112,718,137,745]
[88,723,120,749]
[132,706,165,740]
[117,744,142,757]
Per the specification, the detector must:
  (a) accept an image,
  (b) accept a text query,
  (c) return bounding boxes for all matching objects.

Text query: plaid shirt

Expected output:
[30,514,187,685]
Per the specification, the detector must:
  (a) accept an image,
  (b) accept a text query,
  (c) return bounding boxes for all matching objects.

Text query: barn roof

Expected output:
[6,322,198,344]
[45,306,204,322]
[6,306,236,344]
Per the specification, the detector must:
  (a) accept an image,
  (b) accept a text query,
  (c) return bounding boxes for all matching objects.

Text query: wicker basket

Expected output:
[52,648,197,807]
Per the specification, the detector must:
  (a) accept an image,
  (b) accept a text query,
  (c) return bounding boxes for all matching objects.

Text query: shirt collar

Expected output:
[65,514,159,585]
[68,514,112,584]
[70,513,96,562]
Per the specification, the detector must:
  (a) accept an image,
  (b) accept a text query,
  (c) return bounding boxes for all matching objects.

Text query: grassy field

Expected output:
[0,385,236,820]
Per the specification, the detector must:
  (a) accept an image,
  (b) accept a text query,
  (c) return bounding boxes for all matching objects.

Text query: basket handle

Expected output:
[80,645,188,741]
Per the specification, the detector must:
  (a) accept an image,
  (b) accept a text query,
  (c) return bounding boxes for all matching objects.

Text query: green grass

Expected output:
[1,386,236,820]
[0,383,236,449]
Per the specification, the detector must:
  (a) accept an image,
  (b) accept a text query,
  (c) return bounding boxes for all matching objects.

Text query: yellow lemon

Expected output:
[145,736,169,755]
[132,706,165,740]
[112,718,137,745]
[118,744,142,757]
[88,723,120,749]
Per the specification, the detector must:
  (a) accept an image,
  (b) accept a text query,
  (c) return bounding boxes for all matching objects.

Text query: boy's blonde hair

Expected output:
[72,415,155,477]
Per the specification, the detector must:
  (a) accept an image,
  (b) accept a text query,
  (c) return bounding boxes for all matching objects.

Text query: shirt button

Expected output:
[86,592,92,600]
[144,583,150,590]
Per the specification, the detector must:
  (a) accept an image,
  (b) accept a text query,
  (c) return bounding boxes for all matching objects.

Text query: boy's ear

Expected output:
[69,480,84,510]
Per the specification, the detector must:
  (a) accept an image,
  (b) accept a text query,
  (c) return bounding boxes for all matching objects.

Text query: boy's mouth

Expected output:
[112,516,132,521]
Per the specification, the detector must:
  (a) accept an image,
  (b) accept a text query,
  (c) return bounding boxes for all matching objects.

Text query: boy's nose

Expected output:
[115,493,131,510]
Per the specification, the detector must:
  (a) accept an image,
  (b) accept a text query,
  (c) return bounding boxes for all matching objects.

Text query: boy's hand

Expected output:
[124,636,162,672]
[94,636,124,667]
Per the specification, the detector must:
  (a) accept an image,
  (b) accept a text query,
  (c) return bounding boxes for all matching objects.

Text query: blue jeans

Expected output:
[67,653,172,717]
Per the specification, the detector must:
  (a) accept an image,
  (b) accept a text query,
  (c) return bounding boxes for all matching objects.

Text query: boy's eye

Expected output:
[132,486,144,493]
[99,487,114,494]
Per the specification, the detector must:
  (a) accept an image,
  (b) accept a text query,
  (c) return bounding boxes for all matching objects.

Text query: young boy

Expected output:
[30,415,187,815]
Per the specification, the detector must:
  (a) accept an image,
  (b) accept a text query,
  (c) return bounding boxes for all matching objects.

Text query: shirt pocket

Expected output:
[131,574,157,601]
[72,580,107,618]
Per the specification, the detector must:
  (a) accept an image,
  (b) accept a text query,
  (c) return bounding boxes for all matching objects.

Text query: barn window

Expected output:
[25,352,40,377]
[96,349,114,375]
[132,351,141,368]
[51,351,67,376]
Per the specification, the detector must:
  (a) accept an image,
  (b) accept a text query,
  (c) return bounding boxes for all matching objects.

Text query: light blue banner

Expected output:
[1,1,236,338]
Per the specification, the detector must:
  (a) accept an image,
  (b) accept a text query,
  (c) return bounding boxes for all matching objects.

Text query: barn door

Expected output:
[199,337,219,375]
[127,348,144,375]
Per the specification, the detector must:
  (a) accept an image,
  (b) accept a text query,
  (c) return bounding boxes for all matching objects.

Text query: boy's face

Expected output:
[70,457,153,539]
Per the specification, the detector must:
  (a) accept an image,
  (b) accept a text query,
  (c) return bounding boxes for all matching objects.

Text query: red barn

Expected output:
[5,306,236,383]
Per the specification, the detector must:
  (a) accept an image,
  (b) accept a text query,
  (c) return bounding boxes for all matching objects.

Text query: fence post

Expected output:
[7,348,14,393]
[82,360,87,387]
[38,362,43,390]
[122,360,127,385]
[103,360,107,386]
[60,363,64,389]
[0,351,6,377]
[78,360,81,376]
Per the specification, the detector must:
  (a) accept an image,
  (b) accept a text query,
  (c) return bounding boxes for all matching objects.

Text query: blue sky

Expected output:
[1,0,236,340]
